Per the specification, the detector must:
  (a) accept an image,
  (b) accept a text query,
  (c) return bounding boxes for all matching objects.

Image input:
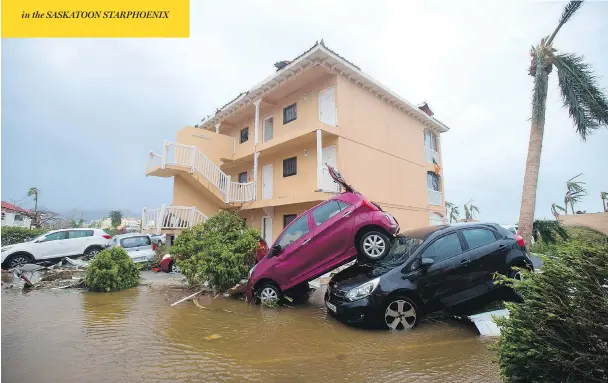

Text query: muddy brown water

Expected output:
[2,285,500,382]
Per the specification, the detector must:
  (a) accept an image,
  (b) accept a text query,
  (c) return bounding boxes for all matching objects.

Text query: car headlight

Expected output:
[1,246,13,252]
[248,264,257,279]
[345,277,380,301]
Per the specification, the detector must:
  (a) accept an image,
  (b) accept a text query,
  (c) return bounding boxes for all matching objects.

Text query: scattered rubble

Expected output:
[7,257,89,290]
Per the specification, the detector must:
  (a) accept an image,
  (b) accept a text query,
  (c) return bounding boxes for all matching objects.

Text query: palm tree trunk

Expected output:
[570,199,575,214]
[518,63,549,248]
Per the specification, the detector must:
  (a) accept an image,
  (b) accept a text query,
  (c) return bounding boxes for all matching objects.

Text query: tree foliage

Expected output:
[446,201,460,223]
[84,247,140,292]
[532,220,569,244]
[1,227,46,245]
[109,210,123,229]
[173,211,259,290]
[495,237,608,382]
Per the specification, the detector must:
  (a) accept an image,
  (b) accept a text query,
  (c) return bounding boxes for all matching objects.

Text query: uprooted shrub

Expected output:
[494,239,608,382]
[1,226,46,246]
[84,247,140,292]
[173,211,259,290]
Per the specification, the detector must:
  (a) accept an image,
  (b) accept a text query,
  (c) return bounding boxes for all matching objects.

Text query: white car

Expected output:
[1,228,111,269]
[109,233,156,264]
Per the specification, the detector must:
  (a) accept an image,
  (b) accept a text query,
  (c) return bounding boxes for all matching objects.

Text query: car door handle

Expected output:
[302,239,311,246]
[498,244,507,250]
[460,259,470,265]
[343,210,353,217]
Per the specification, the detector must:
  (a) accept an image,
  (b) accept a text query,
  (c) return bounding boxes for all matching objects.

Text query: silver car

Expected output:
[110,233,156,264]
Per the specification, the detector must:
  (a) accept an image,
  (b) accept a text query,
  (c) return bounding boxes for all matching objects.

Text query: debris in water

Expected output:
[204,334,222,340]
[193,299,206,309]
[171,290,203,307]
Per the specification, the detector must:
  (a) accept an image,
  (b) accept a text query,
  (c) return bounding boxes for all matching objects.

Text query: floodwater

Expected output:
[2,285,500,382]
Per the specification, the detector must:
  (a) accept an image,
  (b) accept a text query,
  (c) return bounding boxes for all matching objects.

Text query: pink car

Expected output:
[246,165,400,305]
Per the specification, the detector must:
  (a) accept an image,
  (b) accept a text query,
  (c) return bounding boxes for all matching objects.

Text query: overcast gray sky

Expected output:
[2,0,607,222]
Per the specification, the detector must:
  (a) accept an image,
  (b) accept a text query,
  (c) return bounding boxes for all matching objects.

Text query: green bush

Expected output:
[84,247,140,292]
[495,239,608,382]
[1,227,46,246]
[173,211,259,290]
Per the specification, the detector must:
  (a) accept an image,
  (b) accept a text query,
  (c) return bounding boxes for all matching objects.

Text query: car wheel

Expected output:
[84,246,102,258]
[257,283,282,306]
[383,296,419,330]
[509,268,525,299]
[359,231,390,260]
[170,261,180,274]
[7,253,34,269]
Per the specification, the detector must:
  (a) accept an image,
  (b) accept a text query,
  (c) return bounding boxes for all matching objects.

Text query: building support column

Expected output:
[253,152,260,200]
[254,99,261,145]
[316,129,322,191]
[215,123,221,134]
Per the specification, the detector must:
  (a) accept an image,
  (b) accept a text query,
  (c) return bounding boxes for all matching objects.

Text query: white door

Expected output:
[263,117,273,142]
[262,217,273,245]
[322,146,337,168]
[321,146,339,192]
[262,164,273,200]
[319,86,337,126]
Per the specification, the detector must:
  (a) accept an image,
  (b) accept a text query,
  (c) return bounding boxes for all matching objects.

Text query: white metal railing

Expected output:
[425,147,439,163]
[230,182,256,202]
[320,166,341,192]
[142,205,208,235]
[428,190,442,206]
[152,140,255,203]
[147,151,162,172]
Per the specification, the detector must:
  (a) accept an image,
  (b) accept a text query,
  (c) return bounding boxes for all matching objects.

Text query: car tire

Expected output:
[169,261,180,274]
[5,253,34,269]
[359,231,390,261]
[256,283,282,306]
[84,246,103,258]
[509,267,525,300]
[383,296,419,330]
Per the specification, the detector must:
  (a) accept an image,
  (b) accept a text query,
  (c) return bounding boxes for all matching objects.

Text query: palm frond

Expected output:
[533,220,569,243]
[470,204,480,216]
[547,1,584,45]
[554,53,608,140]
[445,201,455,210]
[552,203,566,213]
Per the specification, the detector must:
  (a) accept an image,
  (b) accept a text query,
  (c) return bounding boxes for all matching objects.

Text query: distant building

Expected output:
[91,217,141,232]
[1,201,33,228]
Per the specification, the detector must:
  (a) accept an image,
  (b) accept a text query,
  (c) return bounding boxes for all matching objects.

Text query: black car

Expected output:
[325,222,533,330]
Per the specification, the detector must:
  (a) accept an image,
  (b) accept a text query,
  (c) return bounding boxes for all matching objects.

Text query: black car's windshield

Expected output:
[379,236,424,264]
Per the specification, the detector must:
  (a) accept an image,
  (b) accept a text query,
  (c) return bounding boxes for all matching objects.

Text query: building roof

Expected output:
[198,40,449,133]
[1,201,32,214]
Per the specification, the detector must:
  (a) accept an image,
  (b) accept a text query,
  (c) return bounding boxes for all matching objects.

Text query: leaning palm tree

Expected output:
[27,187,40,229]
[464,200,480,221]
[446,201,460,223]
[518,0,608,245]
[564,173,587,214]
[551,203,566,219]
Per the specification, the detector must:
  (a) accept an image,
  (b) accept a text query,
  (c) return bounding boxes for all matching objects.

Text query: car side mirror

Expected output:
[421,257,435,267]
[269,244,282,257]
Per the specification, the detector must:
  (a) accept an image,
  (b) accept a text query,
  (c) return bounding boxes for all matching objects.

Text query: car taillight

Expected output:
[363,200,379,211]
[514,234,525,248]
[102,234,111,239]
[152,243,157,251]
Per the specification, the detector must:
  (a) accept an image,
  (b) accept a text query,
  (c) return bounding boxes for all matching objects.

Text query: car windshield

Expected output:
[378,235,424,264]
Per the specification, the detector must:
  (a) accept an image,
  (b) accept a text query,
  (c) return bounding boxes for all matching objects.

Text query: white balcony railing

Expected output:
[147,151,162,172]
[425,147,439,163]
[320,166,341,193]
[428,190,443,206]
[147,140,254,203]
[230,182,256,203]
[142,205,208,235]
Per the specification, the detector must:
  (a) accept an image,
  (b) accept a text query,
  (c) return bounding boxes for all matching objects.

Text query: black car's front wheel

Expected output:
[359,231,390,260]
[383,296,419,330]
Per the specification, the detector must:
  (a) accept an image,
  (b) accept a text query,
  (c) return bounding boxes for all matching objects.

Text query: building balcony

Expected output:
[428,190,443,206]
[142,205,208,235]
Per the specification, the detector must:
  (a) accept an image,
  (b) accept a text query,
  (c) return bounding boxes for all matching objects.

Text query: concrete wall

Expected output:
[559,212,608,235]
[172,175,222,218]
[176,126,234,167]
[335,75,445,230]
[1,211,32,228]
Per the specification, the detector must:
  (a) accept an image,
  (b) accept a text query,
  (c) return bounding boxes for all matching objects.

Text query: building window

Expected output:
[427,172,440,191]
[283,103,297,124]
[283,214,297,228]
[14,214,23,222]
[240,127,249,143]
[283,157,297,177]
[1,212,5,220]
[238,171,248,183]
[424,129,438,151]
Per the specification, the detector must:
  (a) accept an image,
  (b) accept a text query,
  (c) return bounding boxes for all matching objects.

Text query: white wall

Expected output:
[1,211,32,228]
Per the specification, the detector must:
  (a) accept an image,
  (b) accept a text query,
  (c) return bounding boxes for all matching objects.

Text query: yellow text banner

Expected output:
[2,0,189,38]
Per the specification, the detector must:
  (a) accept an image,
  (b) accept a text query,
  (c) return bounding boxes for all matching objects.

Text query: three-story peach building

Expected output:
[143,41,449,244]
